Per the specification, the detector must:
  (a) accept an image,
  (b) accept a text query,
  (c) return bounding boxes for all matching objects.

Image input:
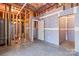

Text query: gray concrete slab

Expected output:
[0,40,76,56]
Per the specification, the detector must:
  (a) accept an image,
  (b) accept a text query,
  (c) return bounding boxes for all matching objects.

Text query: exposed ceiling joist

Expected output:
[26,3,37,11]
[10,3,33,12]
[3,3,65,16]
[17,3,27,16]
[35,3,48,11]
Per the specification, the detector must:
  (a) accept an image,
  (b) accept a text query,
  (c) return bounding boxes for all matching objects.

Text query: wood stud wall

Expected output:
[0,3,34,46]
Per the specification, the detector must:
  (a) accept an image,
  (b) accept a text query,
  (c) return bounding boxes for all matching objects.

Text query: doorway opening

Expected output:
[33,21,38,41]
[59,14,75,51]
[32,19,45,42]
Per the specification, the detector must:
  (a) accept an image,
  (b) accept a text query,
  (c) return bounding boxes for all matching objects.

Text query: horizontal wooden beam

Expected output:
[9,3,33,12]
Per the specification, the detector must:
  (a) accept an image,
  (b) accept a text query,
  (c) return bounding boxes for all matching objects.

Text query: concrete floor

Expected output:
[0,40,76,56]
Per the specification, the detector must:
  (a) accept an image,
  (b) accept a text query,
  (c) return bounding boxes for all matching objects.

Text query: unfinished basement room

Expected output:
[0,3,79,56]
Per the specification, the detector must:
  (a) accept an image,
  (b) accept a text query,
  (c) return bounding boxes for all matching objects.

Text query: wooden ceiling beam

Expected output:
[9,3,33,12]
[35,3,48,11]
[26,3,37,11]
[37,4,58,15]
[17,3,34,11]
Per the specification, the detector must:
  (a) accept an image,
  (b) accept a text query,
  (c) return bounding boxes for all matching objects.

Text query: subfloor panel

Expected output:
[60,40,75,51]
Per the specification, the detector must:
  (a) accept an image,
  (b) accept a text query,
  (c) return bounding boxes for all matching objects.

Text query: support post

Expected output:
[4,4,8,46]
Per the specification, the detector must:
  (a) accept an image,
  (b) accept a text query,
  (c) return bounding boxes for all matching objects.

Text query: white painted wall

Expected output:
[39,7,64,45]
[44,14,59,45]
[75,14,79,52]
[38,20,44,41]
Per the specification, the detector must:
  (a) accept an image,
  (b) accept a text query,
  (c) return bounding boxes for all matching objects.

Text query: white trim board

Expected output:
[40,10,62,19]
[45,28,75,30]
[45,28,59,30]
